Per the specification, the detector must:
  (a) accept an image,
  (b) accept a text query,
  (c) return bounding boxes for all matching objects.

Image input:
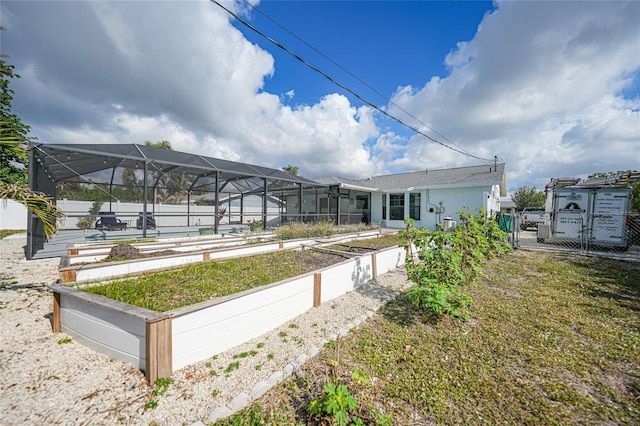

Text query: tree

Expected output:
[282,165,300,176]
[511,185,545,211]
[0,62,30,185]
[0,59,64,238]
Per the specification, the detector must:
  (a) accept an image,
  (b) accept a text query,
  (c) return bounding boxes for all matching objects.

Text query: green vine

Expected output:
[401,208,512,319]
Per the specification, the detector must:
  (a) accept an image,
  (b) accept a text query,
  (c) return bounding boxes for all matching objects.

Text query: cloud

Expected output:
[2,0,638,192]
[2,0,379,179]
[388,0,640,191]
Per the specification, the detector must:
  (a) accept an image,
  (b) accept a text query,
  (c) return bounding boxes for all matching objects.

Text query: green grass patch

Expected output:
[326,233,402,252]
[82,250,345,311]
[0,229,25,239]
[216,250,640,425]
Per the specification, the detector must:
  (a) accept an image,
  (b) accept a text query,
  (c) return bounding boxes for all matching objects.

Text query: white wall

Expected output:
[372,185,498,230]
[0,199,28,230]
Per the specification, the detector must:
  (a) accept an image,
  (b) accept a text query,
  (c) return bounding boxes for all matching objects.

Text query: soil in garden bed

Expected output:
[82,249,350,312]
[105,244,180,262]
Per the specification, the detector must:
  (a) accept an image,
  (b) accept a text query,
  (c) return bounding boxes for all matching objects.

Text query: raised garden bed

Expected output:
[58,230,382,283]
[51,235,407,383]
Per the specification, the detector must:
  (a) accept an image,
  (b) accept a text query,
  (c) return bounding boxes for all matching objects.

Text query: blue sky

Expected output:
[2,0,639,193]
[236,1,493,106]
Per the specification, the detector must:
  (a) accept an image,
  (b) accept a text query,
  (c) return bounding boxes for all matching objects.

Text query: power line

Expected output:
[240,0,475,159]
[210,0,495,163]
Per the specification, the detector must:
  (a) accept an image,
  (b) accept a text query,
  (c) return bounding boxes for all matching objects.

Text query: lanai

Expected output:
[27,142,325,259]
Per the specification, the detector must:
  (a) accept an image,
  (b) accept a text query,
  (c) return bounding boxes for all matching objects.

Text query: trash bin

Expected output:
[496,212,512,232]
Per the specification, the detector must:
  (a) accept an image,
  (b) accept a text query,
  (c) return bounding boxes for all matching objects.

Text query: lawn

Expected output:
[219,250,640,425]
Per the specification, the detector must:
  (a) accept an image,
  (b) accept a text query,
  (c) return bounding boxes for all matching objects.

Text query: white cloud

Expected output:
[2,0,638,191]
[388,0,640,191]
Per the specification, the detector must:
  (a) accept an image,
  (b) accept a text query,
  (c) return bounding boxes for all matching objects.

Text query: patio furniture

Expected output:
[95,212,128,231]
[136,212,156,229]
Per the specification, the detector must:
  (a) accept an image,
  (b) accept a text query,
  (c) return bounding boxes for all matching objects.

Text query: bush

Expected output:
[401,208,512,319]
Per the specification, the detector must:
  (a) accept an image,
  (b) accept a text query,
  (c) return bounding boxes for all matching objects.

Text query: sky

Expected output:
[1,0,639,194]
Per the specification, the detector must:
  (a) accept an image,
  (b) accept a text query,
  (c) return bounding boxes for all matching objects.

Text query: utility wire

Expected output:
[241,0,476,159]
[211,0,494,163]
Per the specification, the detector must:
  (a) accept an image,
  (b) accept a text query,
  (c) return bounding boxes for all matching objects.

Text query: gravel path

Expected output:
[0,235,412,425]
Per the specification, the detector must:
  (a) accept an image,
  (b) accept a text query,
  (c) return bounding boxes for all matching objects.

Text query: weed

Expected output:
[145,400,158,410]
[57,337,72,344]
[152,377,172,397]
[256,342,265,349]
[351,369,371,386]
[224,361,240,376]
[255,364,262,371]
[309,382,359,426]
[267,353,274,360]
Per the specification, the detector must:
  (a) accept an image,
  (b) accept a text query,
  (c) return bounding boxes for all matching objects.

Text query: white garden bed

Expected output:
[58,230,382,283]
[50,245,406,383]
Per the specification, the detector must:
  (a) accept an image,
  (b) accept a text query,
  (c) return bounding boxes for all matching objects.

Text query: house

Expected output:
[316,163,506,230]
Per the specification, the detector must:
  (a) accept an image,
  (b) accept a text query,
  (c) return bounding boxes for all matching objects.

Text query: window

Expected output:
[389,193,404,220]
[410,193,420,220]
[382,194,387,220]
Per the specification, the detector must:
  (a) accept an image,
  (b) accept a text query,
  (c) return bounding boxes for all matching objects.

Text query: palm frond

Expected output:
[0,182,65,238]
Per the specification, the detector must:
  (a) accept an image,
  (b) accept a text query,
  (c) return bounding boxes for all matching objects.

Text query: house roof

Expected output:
[317,163,506,191]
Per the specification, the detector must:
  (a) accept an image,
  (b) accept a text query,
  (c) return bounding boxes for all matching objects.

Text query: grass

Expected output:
[82,249,346,311]
[326,233,402,252]
[0,229,25,239]
[216,250,640,425]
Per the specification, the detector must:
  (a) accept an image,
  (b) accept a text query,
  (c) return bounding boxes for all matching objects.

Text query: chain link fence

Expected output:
[509,211,640,261]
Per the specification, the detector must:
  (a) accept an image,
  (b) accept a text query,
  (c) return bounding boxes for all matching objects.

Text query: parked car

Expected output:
[520,207,545,230]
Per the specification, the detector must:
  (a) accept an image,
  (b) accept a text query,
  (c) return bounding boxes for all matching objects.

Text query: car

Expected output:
[520,207,545,230]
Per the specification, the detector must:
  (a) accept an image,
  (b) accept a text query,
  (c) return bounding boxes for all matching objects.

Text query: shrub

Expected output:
[401,208,511,319]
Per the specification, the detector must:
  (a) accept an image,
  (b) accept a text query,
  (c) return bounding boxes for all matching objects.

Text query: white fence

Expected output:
[0,198,279,230]
[0,199,28,230]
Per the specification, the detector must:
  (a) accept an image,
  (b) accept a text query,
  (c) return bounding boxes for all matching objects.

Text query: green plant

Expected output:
[224,361,240,376]
[145,377,172,410]
[247,219,263,231]
[57,337,72,344]
[152,377,172,396]
[309,382,360,426]
[145,400,158,409]
[400,208,511,319]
